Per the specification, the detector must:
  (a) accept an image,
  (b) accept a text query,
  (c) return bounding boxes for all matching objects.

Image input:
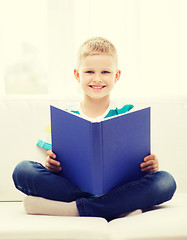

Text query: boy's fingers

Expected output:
[45,151,61,173]
[141,164,157,172]
[46,162,62,173]
[45,158,62,172]
[141,160,159,172]
[144,154,156,162]
[47,157,60,166]
[47,150,56,159]
[141,159,156,168]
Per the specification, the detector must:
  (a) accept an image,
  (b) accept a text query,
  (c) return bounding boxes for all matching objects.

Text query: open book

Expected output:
[50,105,151,195]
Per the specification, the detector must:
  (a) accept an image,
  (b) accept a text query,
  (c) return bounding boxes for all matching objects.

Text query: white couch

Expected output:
[0,95,187,240]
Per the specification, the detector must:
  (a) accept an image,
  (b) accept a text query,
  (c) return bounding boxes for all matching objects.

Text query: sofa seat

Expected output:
[0,193,186,240]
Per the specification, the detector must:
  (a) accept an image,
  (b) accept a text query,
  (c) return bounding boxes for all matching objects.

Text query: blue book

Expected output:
[51,106,150,195]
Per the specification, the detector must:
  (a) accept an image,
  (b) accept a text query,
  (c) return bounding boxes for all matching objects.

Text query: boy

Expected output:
[13,37,176,221]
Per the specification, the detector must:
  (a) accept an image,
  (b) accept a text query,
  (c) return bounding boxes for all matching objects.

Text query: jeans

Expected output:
[12,160,176,221]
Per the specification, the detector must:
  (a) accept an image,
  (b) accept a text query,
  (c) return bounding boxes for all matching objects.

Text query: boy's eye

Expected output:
[102,71,110,74]
[86,71,94,74]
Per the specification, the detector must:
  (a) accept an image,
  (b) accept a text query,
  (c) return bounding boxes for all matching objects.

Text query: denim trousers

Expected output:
[12,160,176,221]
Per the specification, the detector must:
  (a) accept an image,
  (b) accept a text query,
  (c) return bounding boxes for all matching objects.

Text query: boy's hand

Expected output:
[45,150,62,173]
[140,154,159,173]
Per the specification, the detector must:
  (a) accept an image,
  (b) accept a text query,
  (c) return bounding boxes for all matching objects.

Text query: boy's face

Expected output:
[74,54,121,101]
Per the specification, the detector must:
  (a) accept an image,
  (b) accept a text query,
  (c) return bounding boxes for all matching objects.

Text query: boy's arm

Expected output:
[45,150,62,173]
[140,154,159,172]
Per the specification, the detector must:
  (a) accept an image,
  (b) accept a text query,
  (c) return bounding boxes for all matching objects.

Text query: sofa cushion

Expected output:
[0,193,186,240]
[109,193,187,240]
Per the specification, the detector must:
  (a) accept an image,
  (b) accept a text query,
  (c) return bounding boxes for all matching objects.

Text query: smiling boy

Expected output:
[74,53,121,118]
[12,37,176,221]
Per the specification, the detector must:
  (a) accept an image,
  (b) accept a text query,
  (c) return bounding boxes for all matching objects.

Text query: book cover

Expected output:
[50,105,151,195]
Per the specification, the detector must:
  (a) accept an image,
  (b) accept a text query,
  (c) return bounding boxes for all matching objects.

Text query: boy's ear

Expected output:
[74,69,80,83]
[115,70,121,83]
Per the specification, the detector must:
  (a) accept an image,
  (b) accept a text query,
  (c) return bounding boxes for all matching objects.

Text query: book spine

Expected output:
[91,122,103,195]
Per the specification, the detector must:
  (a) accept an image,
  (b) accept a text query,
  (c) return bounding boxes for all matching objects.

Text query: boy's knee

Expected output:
[158,171,176,191]
[12,160,39,185]
[12,161,27,184]
[13,160,31,176]
[153,171,177,200]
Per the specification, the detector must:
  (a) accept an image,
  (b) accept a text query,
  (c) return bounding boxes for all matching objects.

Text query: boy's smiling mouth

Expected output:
[89,85,106,89]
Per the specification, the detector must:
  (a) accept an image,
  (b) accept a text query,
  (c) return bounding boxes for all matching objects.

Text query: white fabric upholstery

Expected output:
[0,95,187,239]
[0,194,186,240]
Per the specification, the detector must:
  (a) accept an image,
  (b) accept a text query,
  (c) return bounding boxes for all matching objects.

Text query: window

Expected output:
[0,0,48,95]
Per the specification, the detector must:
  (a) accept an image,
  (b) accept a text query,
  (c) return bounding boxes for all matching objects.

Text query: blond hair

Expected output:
[77,37,118,69]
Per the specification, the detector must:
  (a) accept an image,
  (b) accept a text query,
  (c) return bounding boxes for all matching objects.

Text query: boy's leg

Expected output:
[14,163,176,220]
[76,171,177,221]
[12,160,93,202]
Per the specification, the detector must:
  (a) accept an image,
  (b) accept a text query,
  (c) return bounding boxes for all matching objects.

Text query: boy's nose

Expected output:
[93,75,102,82]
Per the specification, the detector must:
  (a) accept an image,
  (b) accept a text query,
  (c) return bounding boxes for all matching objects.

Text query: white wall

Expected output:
[48,0,187,98]
[0,0,187,97]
